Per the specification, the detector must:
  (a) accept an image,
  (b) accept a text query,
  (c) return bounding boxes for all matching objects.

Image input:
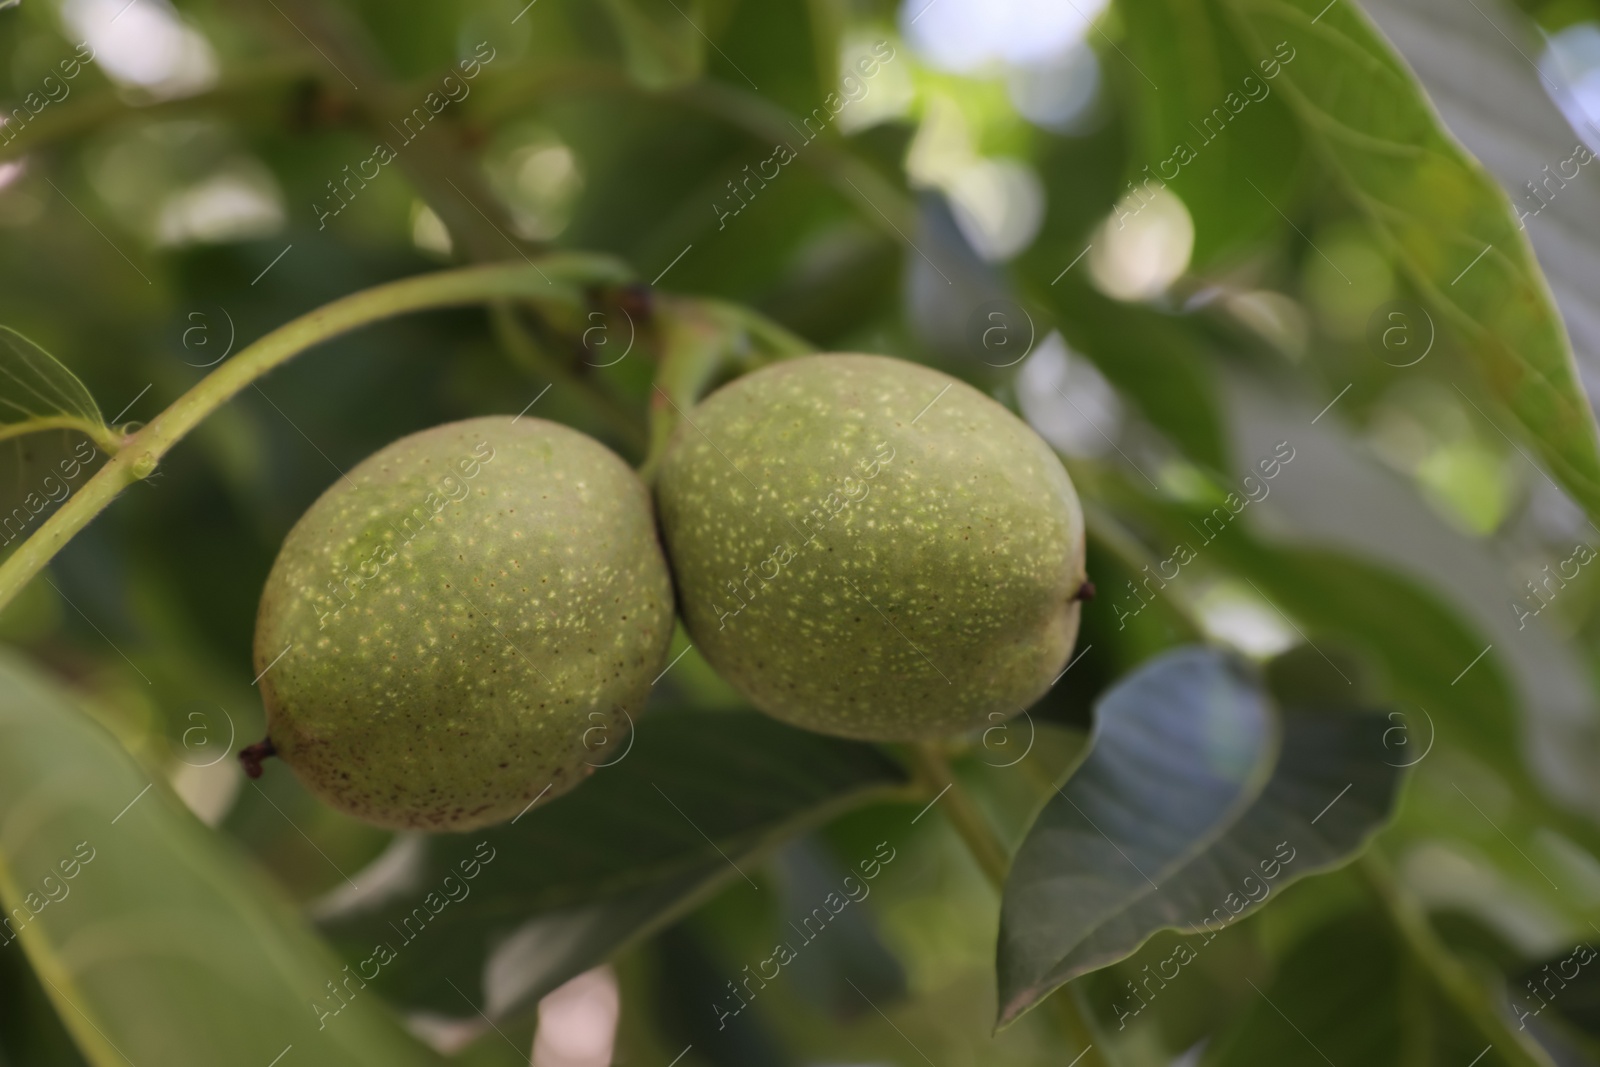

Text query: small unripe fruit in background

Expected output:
[249,416,674,831]
[655,354,1086,741]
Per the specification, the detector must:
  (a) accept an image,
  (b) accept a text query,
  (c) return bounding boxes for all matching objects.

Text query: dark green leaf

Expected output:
[1118,0,1305,265]
[0,919,90,1067]
[1016,99,1229,471]
[1203,911,1522,1066]
[1034,281,1230,472]
[771,839,907,1018]
[997,646,1279,1026]
[1095,473,1600,857]
[1046,705,1402,999]
[0,649,442,1067]
[320,710,906,1021]
[647,921,802,1067]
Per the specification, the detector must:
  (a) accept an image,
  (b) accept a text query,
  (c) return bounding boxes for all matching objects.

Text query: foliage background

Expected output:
[5,0,1600,1063]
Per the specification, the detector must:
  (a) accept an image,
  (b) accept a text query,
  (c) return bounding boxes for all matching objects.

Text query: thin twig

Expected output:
[0,257,629,613]
[904,742,1010,888]
[904,742,1114,1065]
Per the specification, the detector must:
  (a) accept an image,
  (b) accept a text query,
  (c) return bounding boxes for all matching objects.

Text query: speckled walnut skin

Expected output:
[656,354,1085,741]
[254,416,673,832]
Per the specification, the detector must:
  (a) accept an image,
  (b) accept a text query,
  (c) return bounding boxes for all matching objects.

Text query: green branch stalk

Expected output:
[905,742,1115,1067]
[906,742,1011,886]
[0,257,629,614]
[640,295,812,483]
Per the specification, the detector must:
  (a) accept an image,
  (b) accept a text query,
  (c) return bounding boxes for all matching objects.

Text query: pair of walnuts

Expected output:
[248,355,1086,831]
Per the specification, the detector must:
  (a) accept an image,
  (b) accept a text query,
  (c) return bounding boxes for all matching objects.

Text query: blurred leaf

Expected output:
[1358,0,1600,403]
[997,646,1279,1026]
[1095,472,1600,856]
[1217,0,1600,520]
[0,920,91,1067]
[1512,942,1600,1039]
[1018,121,1229,471]
[0,648,442,1067]
[1036,280,1230,472]
[321,710,906,1022]
[1118,0,1305,265]
[0,433,107,558]
[711,0,829,113]
[600,0,707,90]
[1203,911,1523,1066]
[0,327,111,446]
[1080,919,1271,1053]
[757,221,900,347]
[771,838,906,1019]
[647,921,801,1067]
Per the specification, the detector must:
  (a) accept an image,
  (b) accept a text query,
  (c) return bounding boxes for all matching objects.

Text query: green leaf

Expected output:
[0,920,90,1067]
[767,839,907,1016]
[1359,0,1600,383]
[996,646,1279,1026]
[598,0,706,90]
[0,648,443,1067]
[0,327,112,447]
[1092,471,1600,858]
[1118,0,1305,265]
[1034,281,1230,472]
[1213,0,1600,519]
[1203,911,1523,1066]
[1018,126,1230,472]
[320,710,906,1021]
[1046,706,1401,1013]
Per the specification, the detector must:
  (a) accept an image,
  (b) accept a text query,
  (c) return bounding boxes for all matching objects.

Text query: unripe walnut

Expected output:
[249,416,673,831]
[655,354,1086,741]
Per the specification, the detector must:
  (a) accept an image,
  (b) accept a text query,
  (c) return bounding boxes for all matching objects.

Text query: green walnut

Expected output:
[245,416,674,831]
[655,354,1086,741]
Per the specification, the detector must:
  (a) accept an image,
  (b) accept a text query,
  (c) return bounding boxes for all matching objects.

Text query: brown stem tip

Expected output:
[239,738,278,779]
[1074,579,1096,602]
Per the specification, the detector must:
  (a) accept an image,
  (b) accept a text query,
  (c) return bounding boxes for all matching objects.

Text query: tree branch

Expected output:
[904,742,1115,1065]
[0,257,629,613]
